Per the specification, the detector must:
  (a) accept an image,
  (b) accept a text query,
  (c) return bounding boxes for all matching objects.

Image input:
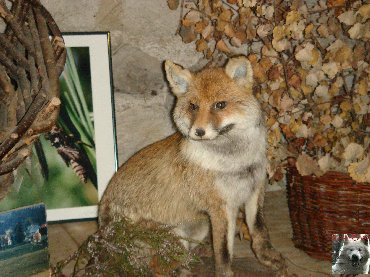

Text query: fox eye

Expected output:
[214,101,227,110]
[189,102,199,111]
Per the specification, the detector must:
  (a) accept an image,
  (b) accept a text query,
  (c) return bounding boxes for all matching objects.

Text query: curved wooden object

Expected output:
[0,0,66,199]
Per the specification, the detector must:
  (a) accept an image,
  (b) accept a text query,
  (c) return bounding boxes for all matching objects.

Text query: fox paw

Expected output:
[253,242,286,272]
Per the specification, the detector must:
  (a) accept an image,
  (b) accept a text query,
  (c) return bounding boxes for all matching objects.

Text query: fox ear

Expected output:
[165,61,193,97]
[225,56,253,88]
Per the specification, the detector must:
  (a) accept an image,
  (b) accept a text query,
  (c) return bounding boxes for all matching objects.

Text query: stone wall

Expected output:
[41,0,204,164]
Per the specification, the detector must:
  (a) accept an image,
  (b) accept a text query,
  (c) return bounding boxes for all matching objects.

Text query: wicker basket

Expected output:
[286,166,370,260]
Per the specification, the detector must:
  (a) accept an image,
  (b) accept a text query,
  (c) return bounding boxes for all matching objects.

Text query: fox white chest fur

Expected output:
[99,56,286,276]
[182,122,266,207]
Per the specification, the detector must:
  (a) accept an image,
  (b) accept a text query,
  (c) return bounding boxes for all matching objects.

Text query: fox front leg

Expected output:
[245,187,287,273]
[209,207,234,277]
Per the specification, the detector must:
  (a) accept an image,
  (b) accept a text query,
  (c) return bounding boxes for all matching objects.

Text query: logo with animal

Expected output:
[99,56,286,276]
[332,234,370,275]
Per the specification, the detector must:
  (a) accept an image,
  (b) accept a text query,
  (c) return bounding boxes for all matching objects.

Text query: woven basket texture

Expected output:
[286,166,370,260]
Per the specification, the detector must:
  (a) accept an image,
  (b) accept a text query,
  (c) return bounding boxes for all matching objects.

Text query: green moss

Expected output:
[52,218,198,276]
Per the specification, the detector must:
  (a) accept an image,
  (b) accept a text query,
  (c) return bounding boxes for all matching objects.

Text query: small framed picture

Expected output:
[0,32,118,221]
[0,204,49,276]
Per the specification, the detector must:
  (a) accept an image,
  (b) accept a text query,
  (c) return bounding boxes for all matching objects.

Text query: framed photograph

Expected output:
[0,203,49,276]
[0,32,117,221]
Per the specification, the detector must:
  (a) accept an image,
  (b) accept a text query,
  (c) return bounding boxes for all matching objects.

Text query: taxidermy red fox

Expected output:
[99,56,286,276]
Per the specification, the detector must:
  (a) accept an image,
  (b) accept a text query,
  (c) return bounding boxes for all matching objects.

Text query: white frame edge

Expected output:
[47,33,117,222]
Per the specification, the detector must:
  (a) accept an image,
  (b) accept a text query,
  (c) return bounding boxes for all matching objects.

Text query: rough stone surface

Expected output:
[112,45,167,95]
[41,0,102,31]
[114,93,175,164]
[118,0,202,67]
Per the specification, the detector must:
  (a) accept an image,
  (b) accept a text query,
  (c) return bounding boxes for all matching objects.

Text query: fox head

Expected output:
[165,56,261,140]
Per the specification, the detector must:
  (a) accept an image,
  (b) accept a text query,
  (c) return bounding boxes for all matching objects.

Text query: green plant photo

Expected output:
[0,47,98,216]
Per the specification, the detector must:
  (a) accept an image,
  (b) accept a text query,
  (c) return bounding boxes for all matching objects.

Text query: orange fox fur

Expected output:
[99,56,286,276]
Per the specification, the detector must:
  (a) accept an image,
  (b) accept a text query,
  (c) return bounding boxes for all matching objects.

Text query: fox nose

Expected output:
[195,128,205,137]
